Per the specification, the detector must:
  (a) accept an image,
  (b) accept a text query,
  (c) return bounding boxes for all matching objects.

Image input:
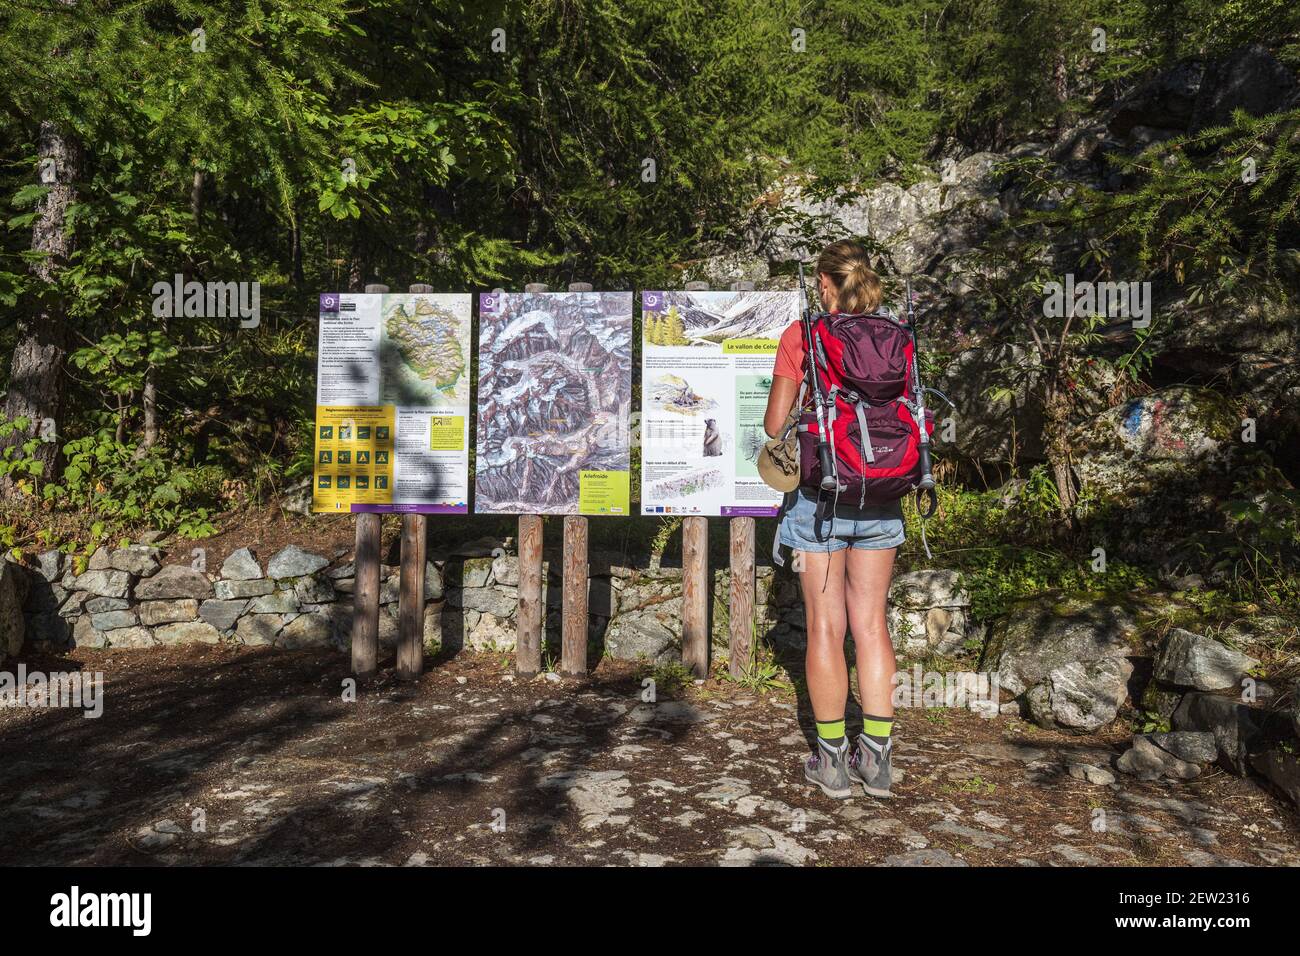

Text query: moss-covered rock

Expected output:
[1070,385,1239,499]
[983,589,1151,733]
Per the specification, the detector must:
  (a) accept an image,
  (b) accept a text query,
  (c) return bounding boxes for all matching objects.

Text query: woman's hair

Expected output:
[816,239,882,314]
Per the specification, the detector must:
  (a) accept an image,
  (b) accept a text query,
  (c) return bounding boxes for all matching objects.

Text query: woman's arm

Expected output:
[764,375,799,438]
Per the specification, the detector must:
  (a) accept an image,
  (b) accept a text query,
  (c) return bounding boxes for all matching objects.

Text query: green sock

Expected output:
[816,718,846,750]
[861,714,893,747]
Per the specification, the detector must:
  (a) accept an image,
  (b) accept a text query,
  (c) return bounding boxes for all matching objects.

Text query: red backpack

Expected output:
[795,309,935,510]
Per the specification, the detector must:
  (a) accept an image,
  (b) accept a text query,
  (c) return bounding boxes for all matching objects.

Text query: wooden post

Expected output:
[561,281,593,675]
[680,279,710,678]
[396,282,433,679]
[352,282,388,679]
[516,282,549,677]
[728,280,757,679]
[729,515,755,679]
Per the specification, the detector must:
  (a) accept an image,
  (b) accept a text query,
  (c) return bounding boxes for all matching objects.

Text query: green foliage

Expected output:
[1210,460,1300,606]
[905,478,1156,623]
[43,431,218,539]
[0,416,46,484]
[645,659,694,699]
[1006,108,1300,303]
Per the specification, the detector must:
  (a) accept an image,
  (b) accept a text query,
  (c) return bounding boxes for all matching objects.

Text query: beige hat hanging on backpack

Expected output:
[757,398,802,493]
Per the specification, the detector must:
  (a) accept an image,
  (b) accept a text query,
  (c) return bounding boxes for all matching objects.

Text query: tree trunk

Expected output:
[140,168,203,455]
[1,121,81,489]
[348,229,365,292]
[140,373,158,451]
[1043,383,1078,523]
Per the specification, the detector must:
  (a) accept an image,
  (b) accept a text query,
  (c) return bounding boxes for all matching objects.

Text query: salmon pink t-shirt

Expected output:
[772,321,806,382]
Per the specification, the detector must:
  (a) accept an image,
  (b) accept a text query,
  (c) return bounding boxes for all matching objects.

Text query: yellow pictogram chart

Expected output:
[311,406,396,512]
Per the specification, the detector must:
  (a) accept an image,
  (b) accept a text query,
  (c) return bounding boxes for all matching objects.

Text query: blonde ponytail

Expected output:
[816,239,882,314]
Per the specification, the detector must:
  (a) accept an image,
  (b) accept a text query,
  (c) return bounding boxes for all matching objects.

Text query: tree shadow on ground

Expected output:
[0,644,698,865]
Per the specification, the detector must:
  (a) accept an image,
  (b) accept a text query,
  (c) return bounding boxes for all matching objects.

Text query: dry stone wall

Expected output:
[10,537,979,666]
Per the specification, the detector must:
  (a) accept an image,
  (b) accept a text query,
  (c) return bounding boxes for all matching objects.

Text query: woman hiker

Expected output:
[763,238,901,799]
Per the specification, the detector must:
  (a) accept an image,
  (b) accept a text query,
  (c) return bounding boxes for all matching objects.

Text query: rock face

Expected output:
[887,569,973,657]
[767,152,1008,284]
[984,592,1139,733]
[936,345,1045,464]
[1154,627,1259,692]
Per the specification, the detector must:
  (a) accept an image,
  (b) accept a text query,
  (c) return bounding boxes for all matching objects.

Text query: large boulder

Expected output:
[1070,386,1238,498]
[1154,627,1259,691]
[1108,60,1205,137]
[887,569,974,657]
[1191,44,1298,131]
[983,591,1140,733]
[1172,691,1267,776]
[1106,45,1296,140]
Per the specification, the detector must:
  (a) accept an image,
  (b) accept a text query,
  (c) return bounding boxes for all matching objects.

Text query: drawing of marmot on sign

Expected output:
[702,418,722,457]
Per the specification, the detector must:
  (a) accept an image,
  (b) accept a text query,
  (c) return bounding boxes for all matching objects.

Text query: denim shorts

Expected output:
[777,489,905,554]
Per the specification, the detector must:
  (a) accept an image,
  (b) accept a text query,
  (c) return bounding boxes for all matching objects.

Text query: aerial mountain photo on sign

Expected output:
[474,290,633,515]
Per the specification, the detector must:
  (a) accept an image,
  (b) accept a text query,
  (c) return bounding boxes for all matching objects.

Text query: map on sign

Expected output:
[639,289,801,517]
[312,292,472,514]
[379,295,469,407]
[475,290,633,515]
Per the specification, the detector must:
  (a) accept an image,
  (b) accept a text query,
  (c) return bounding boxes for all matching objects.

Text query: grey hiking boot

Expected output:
[804,740,853,799]
[849,734,893,798]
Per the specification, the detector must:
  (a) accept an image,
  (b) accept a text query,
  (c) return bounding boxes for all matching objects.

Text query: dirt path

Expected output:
[1,645,1297,867]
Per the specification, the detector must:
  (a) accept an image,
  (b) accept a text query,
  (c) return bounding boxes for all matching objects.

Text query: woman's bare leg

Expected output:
[797,548,849,723]
[846,546,898,719]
